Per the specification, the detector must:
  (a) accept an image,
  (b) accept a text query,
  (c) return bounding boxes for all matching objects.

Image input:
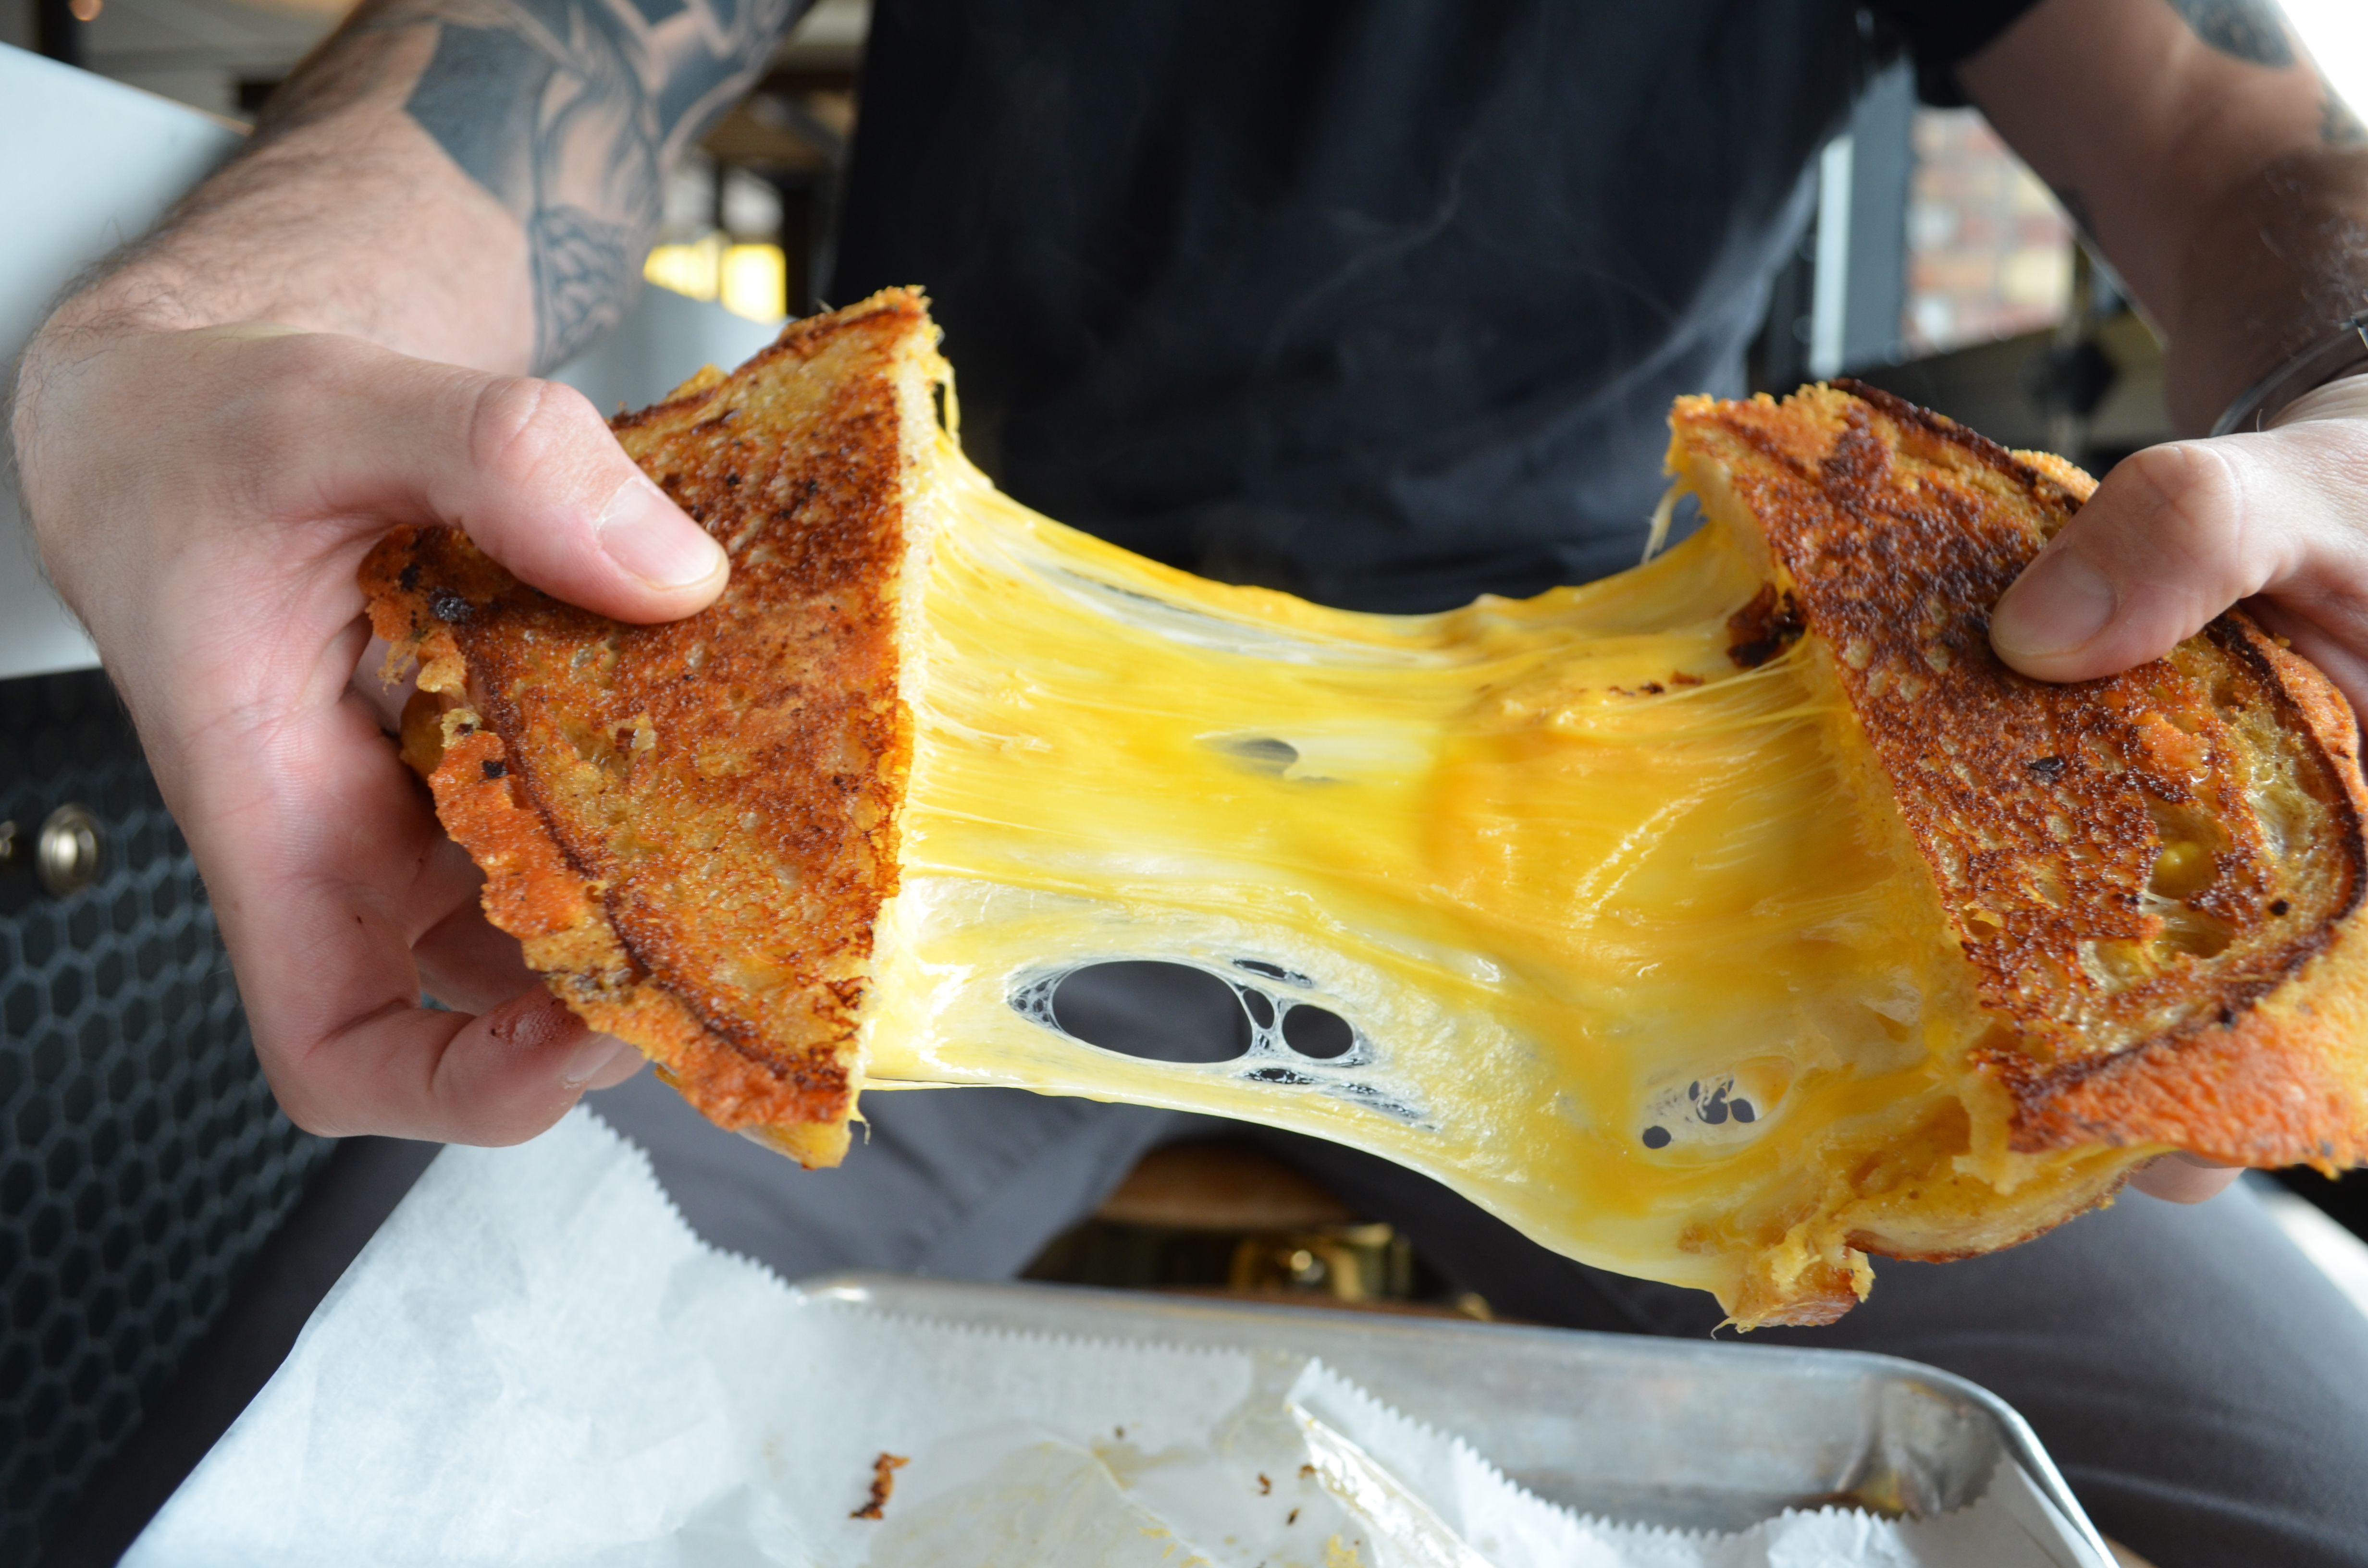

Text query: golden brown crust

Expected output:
[1672,381,2368,1171]
[361,289,942,1162]
[1848,1166,2131,1268]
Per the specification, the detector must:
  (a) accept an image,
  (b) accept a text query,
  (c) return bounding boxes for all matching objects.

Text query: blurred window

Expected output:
[1902,111,2073,357]
[642,0,866,322]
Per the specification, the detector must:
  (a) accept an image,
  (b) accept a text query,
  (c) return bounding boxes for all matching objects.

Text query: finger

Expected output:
[269,987,630,1143]
[347,717,650,1087]
[2128,1152,2245,1204]
[411,879,540,1014]
[351,632,414,732]
[417,370,729,621]
[257,804,641,1136]
[1987,425,2368,686]
[582,1041,650,1091]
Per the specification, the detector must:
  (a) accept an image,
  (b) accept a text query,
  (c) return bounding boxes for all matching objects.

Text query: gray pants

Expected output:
[590,974,2368,1568]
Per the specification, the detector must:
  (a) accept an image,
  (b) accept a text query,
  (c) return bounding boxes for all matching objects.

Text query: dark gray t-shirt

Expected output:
[831,1,2035,611]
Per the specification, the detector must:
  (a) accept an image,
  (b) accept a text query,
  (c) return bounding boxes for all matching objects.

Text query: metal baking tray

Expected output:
[798,1272,2114,1565]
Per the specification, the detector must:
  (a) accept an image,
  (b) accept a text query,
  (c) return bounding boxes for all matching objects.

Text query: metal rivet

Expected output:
[37,803,103,896]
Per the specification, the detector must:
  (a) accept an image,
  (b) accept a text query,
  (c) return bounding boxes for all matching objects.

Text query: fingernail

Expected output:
[1992,547,2117,661]
[558,1030,635,1090]
[595,475,726,590]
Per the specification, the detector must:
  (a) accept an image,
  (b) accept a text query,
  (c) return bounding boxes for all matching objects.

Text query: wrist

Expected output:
[2212,318,2368,436]
[2264,369,2368,429]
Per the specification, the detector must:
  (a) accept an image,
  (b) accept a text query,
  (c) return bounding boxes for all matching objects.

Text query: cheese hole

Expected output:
[2145,797,2227,900]
[1234,958,1310,985]
[1280,1004,1354,1060]
[2150,839,2214,900]
[1209,736,1299,776]
[1048,962,1251,1064]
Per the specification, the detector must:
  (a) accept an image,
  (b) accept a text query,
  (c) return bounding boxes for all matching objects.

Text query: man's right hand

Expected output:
[12,323,727,1142]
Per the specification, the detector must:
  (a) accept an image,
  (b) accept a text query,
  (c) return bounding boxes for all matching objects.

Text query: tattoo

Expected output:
[2163,0,2295,67]
[388,0,798,368]
[2325,83,2368,149]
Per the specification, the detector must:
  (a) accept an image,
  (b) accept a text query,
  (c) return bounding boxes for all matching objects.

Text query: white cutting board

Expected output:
[0,46,240,681]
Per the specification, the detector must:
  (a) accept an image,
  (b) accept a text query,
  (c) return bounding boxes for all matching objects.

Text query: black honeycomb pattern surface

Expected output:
[2,669,334,1562]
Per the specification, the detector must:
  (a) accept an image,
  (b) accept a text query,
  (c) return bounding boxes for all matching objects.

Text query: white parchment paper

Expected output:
[124,1109,2091,1567]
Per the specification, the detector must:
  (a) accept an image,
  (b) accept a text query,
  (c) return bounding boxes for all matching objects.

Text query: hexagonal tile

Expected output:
[2,669,333,1553]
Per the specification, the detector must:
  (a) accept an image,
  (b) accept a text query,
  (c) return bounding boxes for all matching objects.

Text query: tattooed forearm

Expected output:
[2163,0,2294,67]
[2163,4,2364,151]
[365,0,799,368]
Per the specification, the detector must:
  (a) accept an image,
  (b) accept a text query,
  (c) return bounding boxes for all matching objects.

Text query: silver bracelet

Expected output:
[2211,314,2368,437]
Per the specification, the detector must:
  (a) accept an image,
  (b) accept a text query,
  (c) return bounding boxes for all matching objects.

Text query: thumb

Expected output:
[27,326,727,627]
[1988,438,2290,683]
[200,330,728,624]
[400,363,728,623]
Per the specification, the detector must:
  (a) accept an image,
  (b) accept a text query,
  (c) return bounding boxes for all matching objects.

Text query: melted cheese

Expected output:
[859,430,2141,1322]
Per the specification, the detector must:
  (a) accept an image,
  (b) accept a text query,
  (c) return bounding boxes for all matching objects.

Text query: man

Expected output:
[13,0,2368,1560]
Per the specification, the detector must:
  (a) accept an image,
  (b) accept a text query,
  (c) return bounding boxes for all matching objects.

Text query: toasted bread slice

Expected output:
[1672,384,2368,1175]
[362,293,2368,1323]
[363,293,941,1166]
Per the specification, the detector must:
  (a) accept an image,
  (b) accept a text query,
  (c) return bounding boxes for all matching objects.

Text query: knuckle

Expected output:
[2118,441,2234,526]
[465,376,604,495]
[255,1055,350,1139]
[2103,441,2249,580]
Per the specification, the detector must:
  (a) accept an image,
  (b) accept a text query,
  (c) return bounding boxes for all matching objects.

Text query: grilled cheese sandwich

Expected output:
[362,291,2368,1324]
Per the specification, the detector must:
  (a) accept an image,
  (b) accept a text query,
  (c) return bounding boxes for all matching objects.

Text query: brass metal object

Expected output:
[36,803,103,895]
[1027,1139,1487,1315]
[1095,1141,1357,1231]
[1225,1223,1412,1302]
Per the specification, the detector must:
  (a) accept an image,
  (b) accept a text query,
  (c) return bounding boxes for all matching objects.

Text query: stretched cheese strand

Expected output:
[858,434,2139,1323]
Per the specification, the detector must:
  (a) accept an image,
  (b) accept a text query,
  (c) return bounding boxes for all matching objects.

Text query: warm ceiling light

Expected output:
[720,243,787,323]
[68,0,101,19]
[642,235,722,305]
